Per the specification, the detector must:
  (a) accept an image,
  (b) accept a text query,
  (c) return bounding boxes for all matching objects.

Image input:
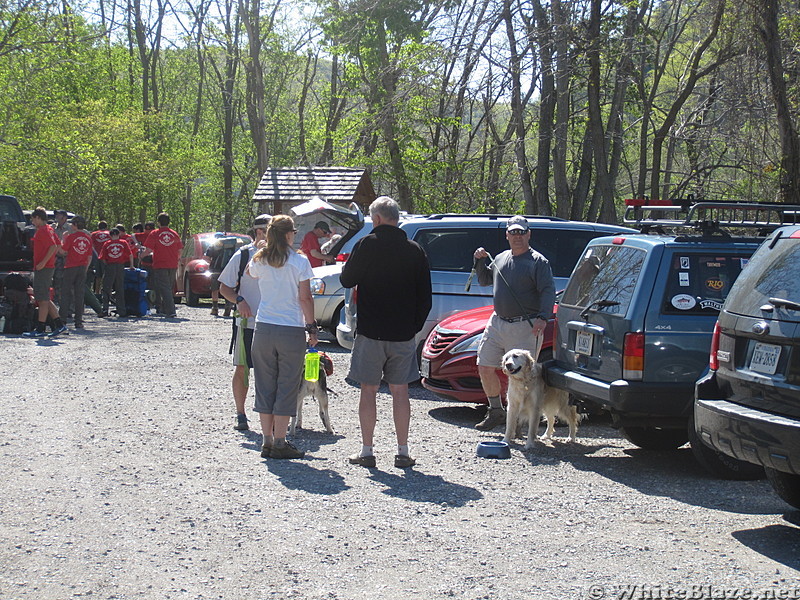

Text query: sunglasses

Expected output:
[508,229,528,236]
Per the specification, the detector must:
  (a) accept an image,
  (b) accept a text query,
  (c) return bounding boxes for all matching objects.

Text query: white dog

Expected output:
[290,354,334,436]
[500,349,580,450]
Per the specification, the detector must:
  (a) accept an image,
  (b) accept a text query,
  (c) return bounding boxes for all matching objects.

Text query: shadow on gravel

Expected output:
[731,522,800,570]
[265,460,350,495]
[568,449,782,514]
[366,470,483,506]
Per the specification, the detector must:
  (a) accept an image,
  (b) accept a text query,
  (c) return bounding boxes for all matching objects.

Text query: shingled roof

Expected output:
[252,167,376,214]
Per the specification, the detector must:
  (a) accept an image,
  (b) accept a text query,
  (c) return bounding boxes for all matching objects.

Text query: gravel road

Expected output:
[2,305,799,600]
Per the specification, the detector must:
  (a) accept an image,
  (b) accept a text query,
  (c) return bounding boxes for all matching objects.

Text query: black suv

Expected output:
[695,224,800,505]
[0,194,33,292]
[546,200,800,478]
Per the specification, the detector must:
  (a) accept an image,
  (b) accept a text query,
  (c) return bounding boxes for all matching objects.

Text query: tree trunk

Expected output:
[756,0,800,204]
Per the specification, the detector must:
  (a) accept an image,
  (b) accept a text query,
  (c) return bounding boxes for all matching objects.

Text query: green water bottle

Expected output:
[304,347,320,382]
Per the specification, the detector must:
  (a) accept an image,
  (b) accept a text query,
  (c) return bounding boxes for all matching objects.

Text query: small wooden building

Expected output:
[252,167,376,215]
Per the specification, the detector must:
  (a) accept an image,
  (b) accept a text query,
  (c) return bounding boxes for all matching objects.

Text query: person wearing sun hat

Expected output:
[218,214,271,432]
[471,215,556,430]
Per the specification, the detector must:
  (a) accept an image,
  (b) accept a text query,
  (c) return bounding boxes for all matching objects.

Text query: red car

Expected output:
[175,232,252,306]
[421,304,557,404]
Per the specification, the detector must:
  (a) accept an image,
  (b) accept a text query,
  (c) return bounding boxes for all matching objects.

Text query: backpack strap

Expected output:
[235,245,252,293]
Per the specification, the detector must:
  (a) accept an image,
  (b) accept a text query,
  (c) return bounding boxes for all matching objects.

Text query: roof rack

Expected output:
[424,213,568,222]
[623,197,800,235]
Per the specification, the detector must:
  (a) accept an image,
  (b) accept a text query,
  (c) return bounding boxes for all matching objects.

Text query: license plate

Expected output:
[420,357,430,379]
[575,330,594,356]
[750,342,781,375]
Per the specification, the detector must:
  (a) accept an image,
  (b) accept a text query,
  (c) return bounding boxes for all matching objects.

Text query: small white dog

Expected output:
[290,354,334,436]
[500,349,580,450]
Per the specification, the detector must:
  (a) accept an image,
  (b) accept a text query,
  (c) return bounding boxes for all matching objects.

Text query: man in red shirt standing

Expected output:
[59,215,93,329]
[90,221,111,294]
[99,228,134,317]
[300,221,335,268]
[23,206,68,338]
[143,212,183,318]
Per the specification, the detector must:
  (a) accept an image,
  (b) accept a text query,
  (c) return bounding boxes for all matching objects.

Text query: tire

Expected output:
[184,275,199,307]
[327,303,343,338]
[765,468,800,510]
[688,412,764,480]
[621,424,689,450]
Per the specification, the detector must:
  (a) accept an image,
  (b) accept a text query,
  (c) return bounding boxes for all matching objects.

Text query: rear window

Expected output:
[661,253,750,315]
[561,244,646,315]
[725,239,800,321]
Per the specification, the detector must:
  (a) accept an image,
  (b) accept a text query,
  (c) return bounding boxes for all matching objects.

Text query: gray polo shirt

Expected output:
[476,248,555,320]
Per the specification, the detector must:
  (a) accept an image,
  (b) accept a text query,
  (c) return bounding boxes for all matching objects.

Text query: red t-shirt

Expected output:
[144,227,183,269]
[91,229,111,256]
[63,230,93,268]
[32,224,61,269]
[99,239,132,264]
[134,232,149,245]
[301,231,325,268]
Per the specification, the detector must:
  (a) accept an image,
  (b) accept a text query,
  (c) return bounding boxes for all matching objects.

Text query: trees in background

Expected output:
[0,0,799,233]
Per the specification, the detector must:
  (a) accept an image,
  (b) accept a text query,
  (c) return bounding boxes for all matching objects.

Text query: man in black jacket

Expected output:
[341,196,432,469]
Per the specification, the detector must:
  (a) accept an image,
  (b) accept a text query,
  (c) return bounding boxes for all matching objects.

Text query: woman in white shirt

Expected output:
[247,214,318,459]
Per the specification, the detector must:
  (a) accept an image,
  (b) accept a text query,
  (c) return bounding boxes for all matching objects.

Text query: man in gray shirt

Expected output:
[472,216,555,430]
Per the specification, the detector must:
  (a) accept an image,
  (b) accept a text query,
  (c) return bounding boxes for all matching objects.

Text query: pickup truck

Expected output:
[0,194,34,292]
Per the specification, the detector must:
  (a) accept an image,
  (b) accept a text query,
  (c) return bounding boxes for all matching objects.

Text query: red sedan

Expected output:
[175,232,251,306]
[421,304,556,404]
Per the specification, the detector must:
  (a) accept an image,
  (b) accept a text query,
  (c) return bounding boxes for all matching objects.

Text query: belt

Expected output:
[498,314,536,323]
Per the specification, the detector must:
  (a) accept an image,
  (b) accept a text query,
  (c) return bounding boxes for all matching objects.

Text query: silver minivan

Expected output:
[336,214,635,349]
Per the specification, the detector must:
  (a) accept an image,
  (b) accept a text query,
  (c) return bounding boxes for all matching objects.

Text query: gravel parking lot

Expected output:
[2,306,799,600]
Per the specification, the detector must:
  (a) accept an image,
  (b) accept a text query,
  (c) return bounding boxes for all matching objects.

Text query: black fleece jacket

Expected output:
[340,224,432,342]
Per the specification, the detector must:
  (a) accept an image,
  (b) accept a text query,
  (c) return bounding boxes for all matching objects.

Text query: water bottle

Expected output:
[304,347,320,382]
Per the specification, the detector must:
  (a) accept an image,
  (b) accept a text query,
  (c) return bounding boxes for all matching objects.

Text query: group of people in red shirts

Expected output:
[22,208,183,338]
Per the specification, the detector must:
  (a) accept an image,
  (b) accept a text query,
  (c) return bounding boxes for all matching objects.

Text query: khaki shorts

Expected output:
[33,268,54,301]
[348,335,419,386]
[477,312,544,369]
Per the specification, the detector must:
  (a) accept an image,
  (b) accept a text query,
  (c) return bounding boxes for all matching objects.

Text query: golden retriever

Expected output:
[500,349,580,450]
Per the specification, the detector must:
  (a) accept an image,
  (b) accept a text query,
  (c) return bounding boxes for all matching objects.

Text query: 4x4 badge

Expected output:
[752,321,770,335]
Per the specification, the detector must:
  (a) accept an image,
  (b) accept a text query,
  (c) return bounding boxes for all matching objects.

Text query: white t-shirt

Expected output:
[218,245,260,328]
[248,251,313,327]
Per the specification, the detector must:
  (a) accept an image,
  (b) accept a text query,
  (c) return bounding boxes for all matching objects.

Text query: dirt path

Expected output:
[2,306,799,599]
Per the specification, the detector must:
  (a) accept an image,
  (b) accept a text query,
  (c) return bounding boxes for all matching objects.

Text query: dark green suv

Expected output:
[546,200,800,478]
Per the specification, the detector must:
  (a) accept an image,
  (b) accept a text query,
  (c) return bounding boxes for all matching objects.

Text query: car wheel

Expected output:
[184,274,199,307]
[621,424,689,450]
[765,468,800,510]
[328,303,343,338]
[688,412,764,480]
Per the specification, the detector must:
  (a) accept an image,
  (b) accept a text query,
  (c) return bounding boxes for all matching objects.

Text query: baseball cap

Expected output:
[55,209,68,216]
[506,215,529,233]
[314,221,331,233]
[253,214,272,229]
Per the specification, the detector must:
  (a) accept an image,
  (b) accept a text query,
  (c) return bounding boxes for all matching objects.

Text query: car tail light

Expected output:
[790,230,800,239]
[623,332,644,380]
[612,236,626,245]
[195,263,207,273]
[335,252,350,263]
[709,321,720,371]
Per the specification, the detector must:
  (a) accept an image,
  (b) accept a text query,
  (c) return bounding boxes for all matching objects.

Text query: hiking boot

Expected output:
[74,322,84,329]
[348,453,376,468]
[269,440,304,460]
[394,454,416,468]
[260,444,271,459]
[475,407,506,430]
[210,306,219,316]
[233,414,249,431]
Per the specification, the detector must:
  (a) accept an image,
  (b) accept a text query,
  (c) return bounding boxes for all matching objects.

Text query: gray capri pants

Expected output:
[251,322,306,416]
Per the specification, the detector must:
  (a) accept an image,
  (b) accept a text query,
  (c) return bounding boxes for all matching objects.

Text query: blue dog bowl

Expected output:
[476,440,511,459]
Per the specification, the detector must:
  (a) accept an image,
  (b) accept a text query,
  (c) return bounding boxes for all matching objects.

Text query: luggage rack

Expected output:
[623,197,800,235]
